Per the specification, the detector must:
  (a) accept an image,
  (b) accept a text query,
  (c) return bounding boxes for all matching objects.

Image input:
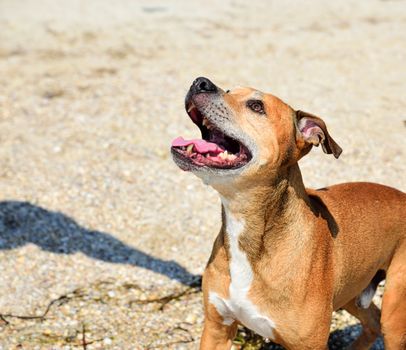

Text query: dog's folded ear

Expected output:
[296,110,342,159]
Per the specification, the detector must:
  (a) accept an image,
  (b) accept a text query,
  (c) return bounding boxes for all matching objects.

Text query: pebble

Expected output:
[185,313,197,323]
[103,338,113,345]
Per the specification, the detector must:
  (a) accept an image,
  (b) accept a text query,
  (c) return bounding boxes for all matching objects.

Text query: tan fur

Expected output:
[183,85,406,350]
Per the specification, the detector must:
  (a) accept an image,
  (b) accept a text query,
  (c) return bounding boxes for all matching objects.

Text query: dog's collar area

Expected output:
[171,102,252,170]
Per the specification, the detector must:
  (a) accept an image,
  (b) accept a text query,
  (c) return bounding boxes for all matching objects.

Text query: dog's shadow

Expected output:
[0,200,200,286]
[260,325,384,349]
[327,325,384,349]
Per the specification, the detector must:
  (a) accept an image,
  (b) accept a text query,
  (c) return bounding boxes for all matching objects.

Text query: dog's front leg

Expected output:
[200,317,238,350]
[200,271,237,350]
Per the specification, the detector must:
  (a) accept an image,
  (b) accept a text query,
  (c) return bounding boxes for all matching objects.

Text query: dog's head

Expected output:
[171,77,342,188]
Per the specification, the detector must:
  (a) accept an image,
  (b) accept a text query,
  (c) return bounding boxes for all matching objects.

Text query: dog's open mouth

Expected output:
[171,103,252,170]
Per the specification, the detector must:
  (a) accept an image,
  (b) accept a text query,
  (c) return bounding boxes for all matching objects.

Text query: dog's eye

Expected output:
[247,100,265,114]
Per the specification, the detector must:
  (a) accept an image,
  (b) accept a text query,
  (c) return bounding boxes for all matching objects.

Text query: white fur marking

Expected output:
[208,199,276,338]
[208,292,234,325]
[357,284,375,309]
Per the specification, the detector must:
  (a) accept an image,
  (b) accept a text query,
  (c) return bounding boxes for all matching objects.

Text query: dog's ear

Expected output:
[296,110,342,159]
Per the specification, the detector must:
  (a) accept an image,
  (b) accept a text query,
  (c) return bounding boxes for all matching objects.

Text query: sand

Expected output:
[0,0,405,348]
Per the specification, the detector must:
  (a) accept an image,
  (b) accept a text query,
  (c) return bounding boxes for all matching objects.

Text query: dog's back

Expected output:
[308,182,406,310]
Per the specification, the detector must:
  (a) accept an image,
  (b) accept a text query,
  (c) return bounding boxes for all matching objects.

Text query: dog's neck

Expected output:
[218,163,312,260]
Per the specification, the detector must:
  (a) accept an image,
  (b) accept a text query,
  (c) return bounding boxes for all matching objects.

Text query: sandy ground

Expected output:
[0,0,405,349]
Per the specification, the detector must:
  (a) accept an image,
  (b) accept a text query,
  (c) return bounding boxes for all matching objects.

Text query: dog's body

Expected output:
[171,78,406,349]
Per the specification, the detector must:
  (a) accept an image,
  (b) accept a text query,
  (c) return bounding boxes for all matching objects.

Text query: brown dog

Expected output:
[171,77,406,350]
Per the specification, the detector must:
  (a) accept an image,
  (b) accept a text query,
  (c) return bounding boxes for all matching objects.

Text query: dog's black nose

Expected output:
[191,77,217,94]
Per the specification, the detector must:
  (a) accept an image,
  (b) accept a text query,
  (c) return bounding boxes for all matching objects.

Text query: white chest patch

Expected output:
[209,202,276,339]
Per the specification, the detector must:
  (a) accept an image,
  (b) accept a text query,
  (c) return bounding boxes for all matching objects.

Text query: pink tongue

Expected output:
[172,136,224,154]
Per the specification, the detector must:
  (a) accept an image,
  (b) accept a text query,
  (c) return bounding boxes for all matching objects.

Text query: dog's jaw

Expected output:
[171,94,259,185]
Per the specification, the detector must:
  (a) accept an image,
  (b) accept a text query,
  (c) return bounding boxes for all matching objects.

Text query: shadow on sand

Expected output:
[239,324,384,349]
[327,324,384,350]
[0,200,200,286]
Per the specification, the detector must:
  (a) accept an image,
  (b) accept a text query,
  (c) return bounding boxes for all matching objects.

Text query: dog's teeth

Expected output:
[202,117,214,130]
[218,151,236,161]
[219,151,228,160]
[186,144,194,154]
[187,104,195,113]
